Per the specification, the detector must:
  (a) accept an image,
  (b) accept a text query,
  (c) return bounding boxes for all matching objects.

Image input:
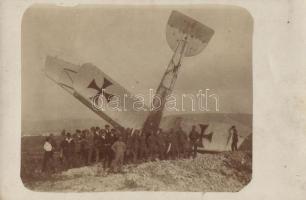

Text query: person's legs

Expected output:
[118,153,124,172]
[95,147,100,163]
[67,155,73,169]
[59,150,63,164]
[233,142,238,151]
[100,147,105,163]
[88,147,93,164]
[81,149,88,165]
[132,150,137,163]
[41,152,49,172]
[49,153,55,172]
[192,143,198,158]
[111,155,117,172]
[172,145,178,160]
[177,146,181,159]
[104,148,112,169]
[125,149,131,164]
[159,147,164,160]
[231,142,235,151]
[103,153,108,169]
[170,148,175,160]
[140,147,148,162]
[181,146,185,158]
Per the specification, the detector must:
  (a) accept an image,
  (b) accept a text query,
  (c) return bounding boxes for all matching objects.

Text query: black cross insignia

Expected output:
[87,78,114,105]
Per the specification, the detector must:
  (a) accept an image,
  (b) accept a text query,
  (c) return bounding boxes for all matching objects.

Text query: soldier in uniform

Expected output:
[79,130,89,165]
[189,125,200,158]
[147,130,158,161]
[99,129,106,163]
[111,128,118,142]
[169,128,179,160]
[122,127,130,144]
[133,129,141,163]
[138,130,148,162]
[228,125,239,151]
[93,128,101,163]
[103,128,114,169]
[176,127,188,158]
[126,129,139,163]
[62,132,75,169]
[156,128,167,160]
[87,127,95,164]
[74,130,82,167]
[59,130,66,164]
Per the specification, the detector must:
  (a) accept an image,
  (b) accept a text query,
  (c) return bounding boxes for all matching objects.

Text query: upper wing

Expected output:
[166,10,214,57]
[45,56,149,130]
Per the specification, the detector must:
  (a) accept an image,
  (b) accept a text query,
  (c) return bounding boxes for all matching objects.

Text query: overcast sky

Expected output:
[22,4,253,122]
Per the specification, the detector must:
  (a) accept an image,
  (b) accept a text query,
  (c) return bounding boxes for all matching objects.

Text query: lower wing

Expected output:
[45,56,149,130]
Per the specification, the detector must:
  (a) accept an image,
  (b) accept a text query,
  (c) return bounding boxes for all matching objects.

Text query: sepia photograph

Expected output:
[21,4,253,192]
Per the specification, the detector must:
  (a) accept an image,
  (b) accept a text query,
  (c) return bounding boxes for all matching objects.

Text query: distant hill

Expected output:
[22,118,105,136]
[22,112,252,139]
[161,112,252,128]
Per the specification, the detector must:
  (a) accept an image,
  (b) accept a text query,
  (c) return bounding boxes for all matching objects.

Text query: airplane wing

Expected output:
[45,56,149,130]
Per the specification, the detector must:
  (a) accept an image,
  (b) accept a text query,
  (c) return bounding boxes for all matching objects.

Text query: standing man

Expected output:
[147,130,158,161]
[156,128,166,160]
[42,137,54,173]
[62,132,75,169]
[48,133,57,159]
[93,128,101,163]
[177,127,188,158]
[74,130,82,167]
[164,131,171,159]
[121,128,128,145]
[138,130,148,162]
[169,129,179,160]
[189,125,200,159]
[59,130,66,164]
[103,128,114,169]
[126,129,139,163]
[99,129,106,163]
[87,127,95,165]
[79,130,89,165]
[227,125,239,151]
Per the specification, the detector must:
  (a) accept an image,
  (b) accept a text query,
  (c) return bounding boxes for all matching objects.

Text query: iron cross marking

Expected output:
[87,78,114,105]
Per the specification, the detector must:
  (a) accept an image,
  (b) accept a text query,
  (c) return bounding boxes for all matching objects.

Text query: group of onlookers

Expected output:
[41,124,239,173]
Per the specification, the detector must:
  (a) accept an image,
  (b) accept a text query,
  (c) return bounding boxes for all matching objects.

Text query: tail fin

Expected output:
[203,132,213,142]
[198,124,213,147]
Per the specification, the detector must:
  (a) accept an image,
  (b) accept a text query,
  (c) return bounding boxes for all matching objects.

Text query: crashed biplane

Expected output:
[45,10,251,152]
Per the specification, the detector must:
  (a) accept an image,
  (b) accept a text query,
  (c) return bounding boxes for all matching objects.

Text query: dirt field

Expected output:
[22,145,252,192]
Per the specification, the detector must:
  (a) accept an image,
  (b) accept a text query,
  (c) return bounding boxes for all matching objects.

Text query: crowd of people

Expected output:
[41,124,238,173]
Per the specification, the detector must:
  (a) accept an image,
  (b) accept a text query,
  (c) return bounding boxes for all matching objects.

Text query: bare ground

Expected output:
[24,151,252,192]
